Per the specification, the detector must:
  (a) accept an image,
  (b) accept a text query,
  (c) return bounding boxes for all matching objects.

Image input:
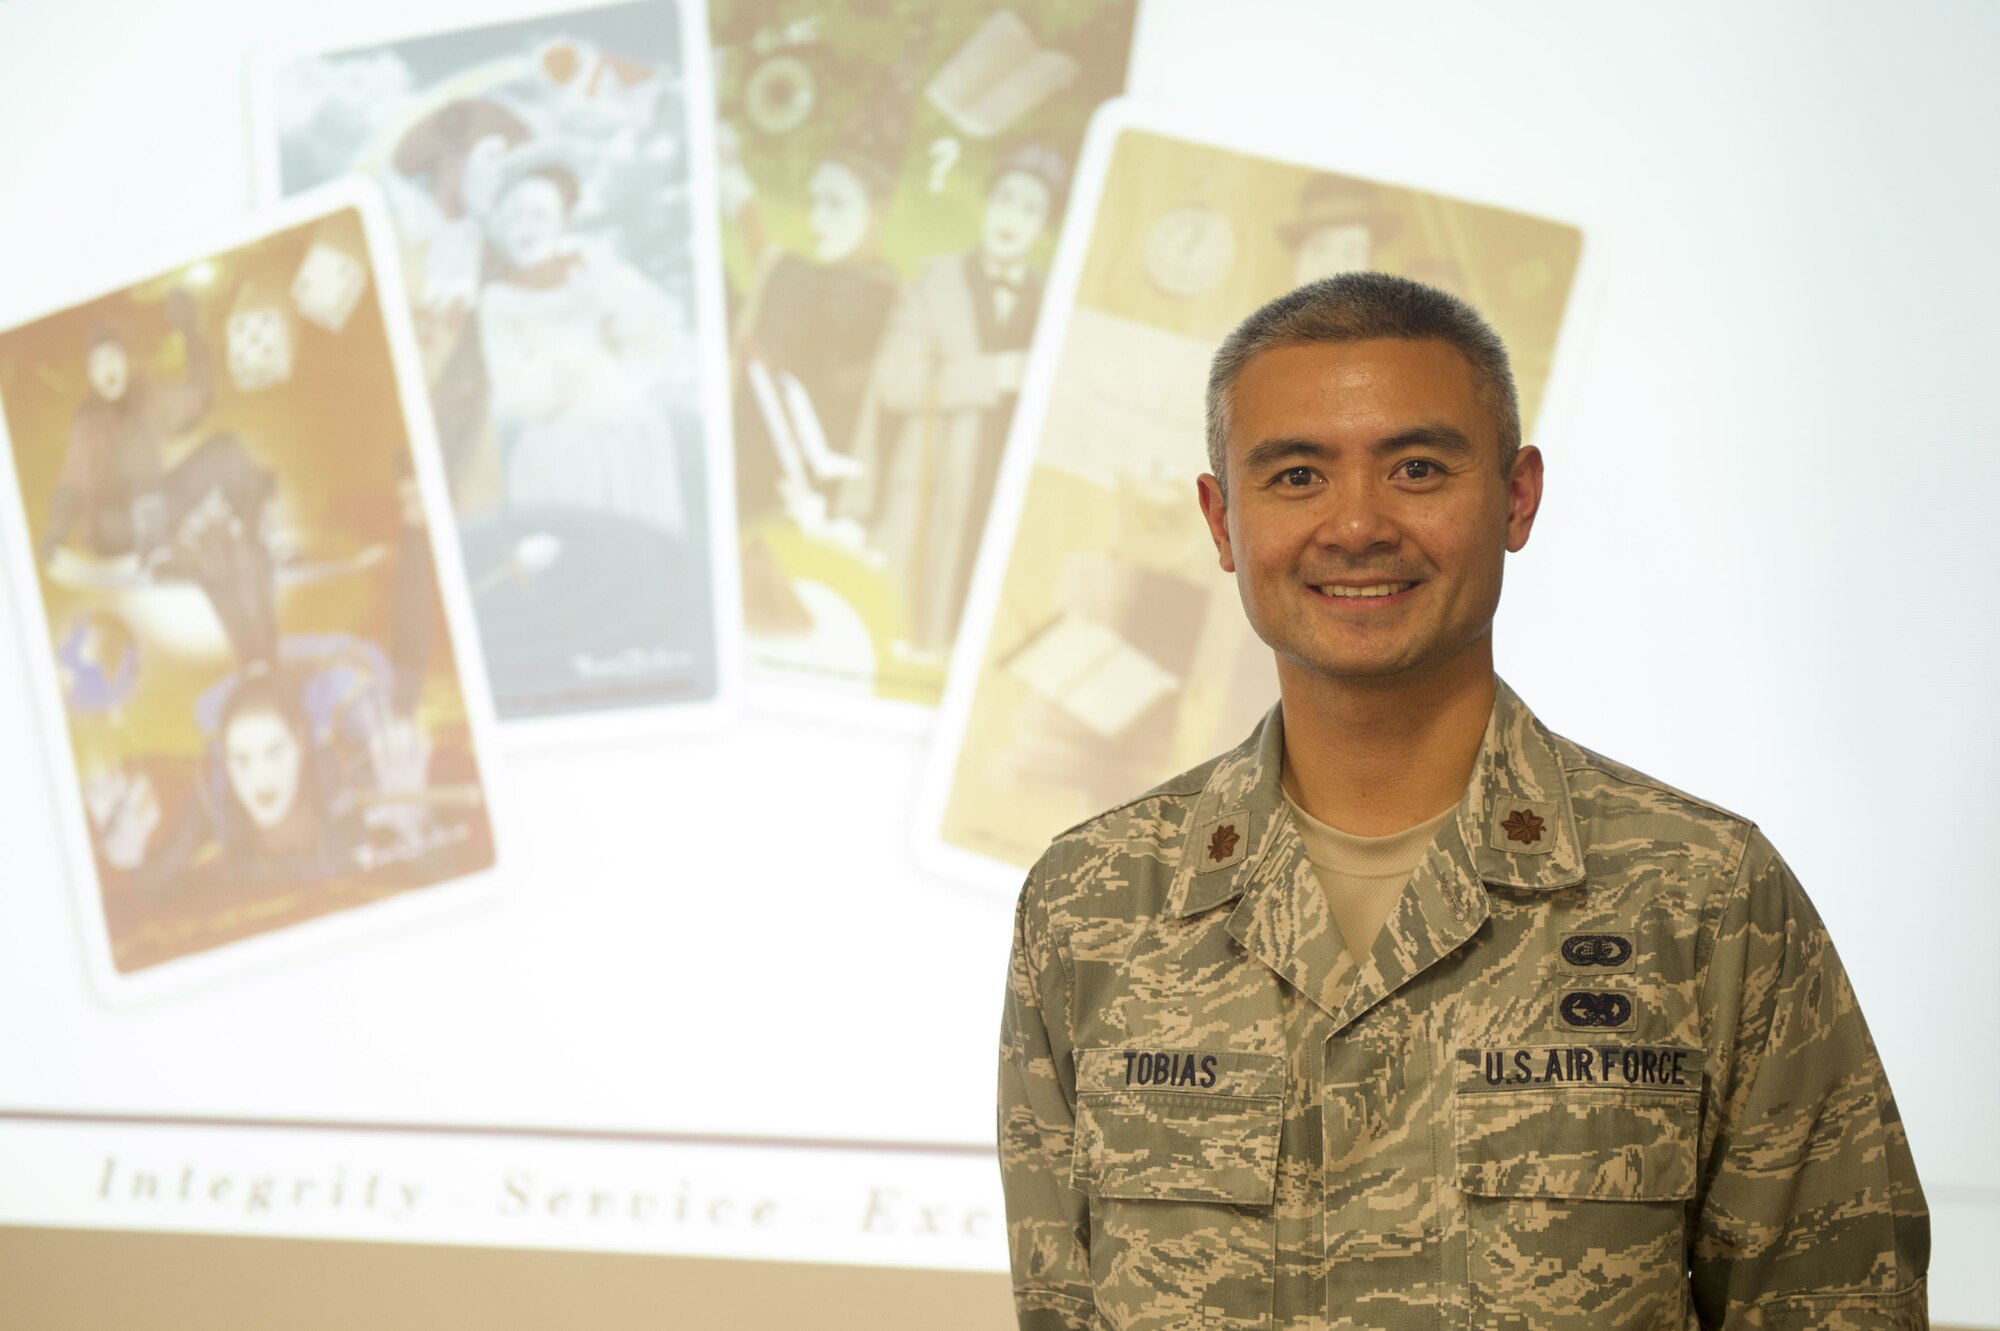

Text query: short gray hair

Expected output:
[1204,272,1520,490]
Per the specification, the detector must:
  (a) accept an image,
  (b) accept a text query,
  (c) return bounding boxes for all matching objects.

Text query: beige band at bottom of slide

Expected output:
[0,1226,1017,1331]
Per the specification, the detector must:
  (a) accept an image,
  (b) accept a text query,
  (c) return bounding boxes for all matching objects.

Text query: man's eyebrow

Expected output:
[1239,438,1331,473]
[1238,424,1476,474]
[1373,424,1475,457]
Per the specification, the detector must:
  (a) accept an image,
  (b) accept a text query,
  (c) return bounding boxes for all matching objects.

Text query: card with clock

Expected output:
[0,182,509,1002]
[253,0,741,745]
[913,98,1588,890]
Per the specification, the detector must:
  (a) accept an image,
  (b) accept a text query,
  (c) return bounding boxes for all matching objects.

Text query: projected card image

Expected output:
[713,0,1138,711]
[260,0,735,728]
[0,190,502,996]
[920,105,1586,881]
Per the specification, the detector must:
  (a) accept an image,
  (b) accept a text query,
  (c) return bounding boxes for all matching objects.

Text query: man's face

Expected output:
[87,341,129,401]
[1196,338,1541,684]
[1291,223,1371,286]
[982,170,1052,263]
[224,707,304,830]
[807,161,872,264]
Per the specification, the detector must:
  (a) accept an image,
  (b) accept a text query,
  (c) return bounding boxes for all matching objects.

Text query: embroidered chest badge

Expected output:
[1556,989,1634,1030]
[1560,932,1635,972]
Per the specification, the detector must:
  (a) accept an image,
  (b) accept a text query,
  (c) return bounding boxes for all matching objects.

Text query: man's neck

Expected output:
[1277,643,1496,837]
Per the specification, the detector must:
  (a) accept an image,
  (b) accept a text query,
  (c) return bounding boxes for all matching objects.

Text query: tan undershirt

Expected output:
[1282,791,1457,968]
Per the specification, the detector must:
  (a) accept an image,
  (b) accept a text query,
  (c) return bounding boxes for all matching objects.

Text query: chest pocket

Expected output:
[1454,1048,1703,1331]
[1070,1048,1283,1331]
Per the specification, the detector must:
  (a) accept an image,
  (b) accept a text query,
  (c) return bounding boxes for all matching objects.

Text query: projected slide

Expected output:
[0,2,1992,1328]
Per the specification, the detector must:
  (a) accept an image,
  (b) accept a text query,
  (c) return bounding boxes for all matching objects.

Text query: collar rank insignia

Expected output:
[1486,797,1558,856]
[1501,807,1545,845]
[1194,809,1249,874]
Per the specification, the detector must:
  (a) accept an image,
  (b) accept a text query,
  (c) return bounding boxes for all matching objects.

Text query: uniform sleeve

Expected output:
[1690,827,1930,1329]
[998,873,1094,1330]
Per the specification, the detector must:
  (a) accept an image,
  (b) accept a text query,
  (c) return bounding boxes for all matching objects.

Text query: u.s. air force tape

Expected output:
[1469,1044,1695,1090]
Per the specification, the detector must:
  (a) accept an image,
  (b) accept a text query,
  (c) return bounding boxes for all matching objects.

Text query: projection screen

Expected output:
[0,1,1993,1327]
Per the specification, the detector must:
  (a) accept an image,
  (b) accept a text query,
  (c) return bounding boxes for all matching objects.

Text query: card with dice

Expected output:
[0,182,510,1002]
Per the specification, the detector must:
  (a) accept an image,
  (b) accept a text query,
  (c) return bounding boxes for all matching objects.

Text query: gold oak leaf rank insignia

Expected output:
[1208,823,1240,862]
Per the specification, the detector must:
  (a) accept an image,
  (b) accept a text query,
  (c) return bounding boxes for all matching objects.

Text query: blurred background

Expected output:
[0,0,1994,1326]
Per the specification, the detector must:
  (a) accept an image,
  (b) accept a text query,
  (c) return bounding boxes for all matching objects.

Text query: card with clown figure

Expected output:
[254,0,739,741]
[916,99,1589,890]
[710,0,1139,723]
[0,183,507,1001]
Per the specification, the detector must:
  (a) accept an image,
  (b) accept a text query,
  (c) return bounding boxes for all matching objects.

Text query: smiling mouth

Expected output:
[1311,581,1418,600]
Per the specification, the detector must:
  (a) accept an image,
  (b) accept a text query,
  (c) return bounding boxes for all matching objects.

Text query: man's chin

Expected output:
[1276,644,1422,682]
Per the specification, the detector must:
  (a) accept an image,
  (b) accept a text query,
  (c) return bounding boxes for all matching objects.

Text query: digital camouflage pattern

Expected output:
[999,679,1929,1330]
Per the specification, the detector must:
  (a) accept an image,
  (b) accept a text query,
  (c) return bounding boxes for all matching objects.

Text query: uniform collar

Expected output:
[1167,675,1583,920]
[1455,676,1588,893]
[1165,677,1582,1024]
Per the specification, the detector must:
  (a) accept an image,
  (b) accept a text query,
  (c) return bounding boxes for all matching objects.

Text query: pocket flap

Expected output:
[1070,1048,1284,1205]
[1454,1086,1701,1202]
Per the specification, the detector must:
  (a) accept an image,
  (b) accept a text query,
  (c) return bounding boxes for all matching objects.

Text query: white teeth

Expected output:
[1319,582,1413,599]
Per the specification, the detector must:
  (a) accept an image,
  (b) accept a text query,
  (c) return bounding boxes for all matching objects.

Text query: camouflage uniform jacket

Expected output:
[999,679,1929,1330]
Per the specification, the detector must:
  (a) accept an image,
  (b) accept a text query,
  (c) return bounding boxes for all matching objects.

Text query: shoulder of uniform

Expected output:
[1044,751,1218,848]
[1554,734,1759,858]
[1022,752,1218,911]
[1552,731,1760,823]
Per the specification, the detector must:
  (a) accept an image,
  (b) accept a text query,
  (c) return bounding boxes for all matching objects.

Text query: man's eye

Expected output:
[1277,466,1319,487]
[1396,459,1442,481]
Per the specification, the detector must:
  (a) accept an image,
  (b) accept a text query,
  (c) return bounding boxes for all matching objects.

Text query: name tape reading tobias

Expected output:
[1122,1051,1219,1088]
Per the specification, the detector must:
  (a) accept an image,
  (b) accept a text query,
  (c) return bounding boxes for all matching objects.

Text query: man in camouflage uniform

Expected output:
[998,273,1929,1329]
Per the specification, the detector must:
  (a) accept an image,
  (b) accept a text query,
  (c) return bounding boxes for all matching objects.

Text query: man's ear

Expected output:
[1504,445,1544,554]
[1197,473,1235,573]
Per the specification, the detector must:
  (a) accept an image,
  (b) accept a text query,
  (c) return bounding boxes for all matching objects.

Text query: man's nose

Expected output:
[1310,477,1400,555]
